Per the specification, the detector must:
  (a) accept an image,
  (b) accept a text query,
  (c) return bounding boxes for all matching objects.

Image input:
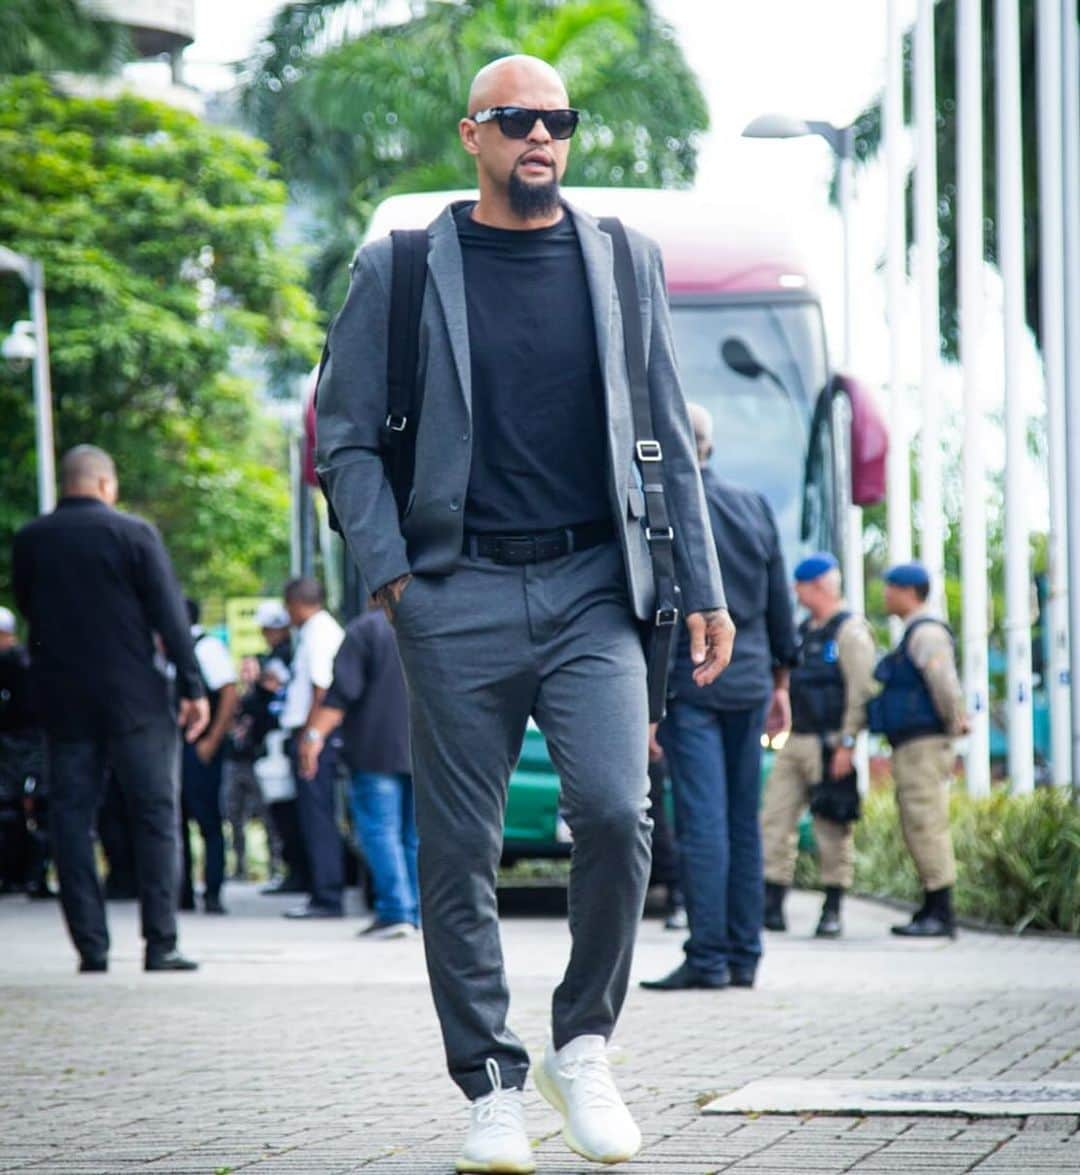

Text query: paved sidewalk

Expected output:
[2,886,1078,1173]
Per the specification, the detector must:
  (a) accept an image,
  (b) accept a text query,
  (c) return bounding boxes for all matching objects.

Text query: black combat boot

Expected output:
[891,886,956,938]
[815,886,843,938]
[764,881,787,932]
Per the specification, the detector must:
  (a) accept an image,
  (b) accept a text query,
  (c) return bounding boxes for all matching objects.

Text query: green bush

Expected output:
[795,786,1080,934]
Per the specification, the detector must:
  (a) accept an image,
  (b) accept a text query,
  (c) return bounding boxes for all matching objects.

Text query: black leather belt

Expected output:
[464,519,615,565]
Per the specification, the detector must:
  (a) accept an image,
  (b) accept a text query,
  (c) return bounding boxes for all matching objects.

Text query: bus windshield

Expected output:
[669,298,831,575]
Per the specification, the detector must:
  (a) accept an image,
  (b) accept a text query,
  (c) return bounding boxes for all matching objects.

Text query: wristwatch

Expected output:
[303,729,324,745]
[838,734,856,749]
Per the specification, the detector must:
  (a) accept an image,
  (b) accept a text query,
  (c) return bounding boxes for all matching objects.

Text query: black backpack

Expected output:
[316,218,679,721]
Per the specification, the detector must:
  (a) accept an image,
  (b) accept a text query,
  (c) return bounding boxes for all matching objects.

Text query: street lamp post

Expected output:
[742,112,861,611]
[0,246,56,513]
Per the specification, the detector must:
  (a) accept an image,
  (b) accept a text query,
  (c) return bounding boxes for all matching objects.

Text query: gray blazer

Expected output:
[315,200,726,622]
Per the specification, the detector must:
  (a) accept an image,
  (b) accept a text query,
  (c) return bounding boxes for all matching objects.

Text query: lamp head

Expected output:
[2,321,36,372]
[741,113,813,140]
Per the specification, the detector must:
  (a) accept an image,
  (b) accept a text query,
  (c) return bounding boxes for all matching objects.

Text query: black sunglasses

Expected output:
[470,106,580,140]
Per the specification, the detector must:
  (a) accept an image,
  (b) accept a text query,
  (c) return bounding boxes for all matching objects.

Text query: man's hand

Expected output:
[375,573,413,623]
[178,697,210,744]
[648,722,663,764]
[194,736,217,765]
[765,688,791,738]
[830,745,855,780]
[297,730,323,781]
[687,608,736,688]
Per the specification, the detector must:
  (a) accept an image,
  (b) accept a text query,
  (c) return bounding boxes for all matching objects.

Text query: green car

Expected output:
[501,722,807,864]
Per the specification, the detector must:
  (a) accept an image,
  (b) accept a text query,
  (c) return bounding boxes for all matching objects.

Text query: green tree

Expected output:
[240,0,708,310]
[0,0,129,76]
[851,1,1044,358]
[0,77,322,603]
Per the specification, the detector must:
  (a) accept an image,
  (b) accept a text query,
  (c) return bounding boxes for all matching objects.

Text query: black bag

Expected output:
[316,228,429,533]
[808,736,861,823]
[598,217,680,724]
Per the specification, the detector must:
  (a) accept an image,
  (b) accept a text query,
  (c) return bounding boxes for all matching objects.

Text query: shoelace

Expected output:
[474,1057,524,1135]
[557,1052,624,1111]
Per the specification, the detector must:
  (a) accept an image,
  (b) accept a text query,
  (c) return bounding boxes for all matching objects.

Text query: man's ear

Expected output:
[459,117,482,157]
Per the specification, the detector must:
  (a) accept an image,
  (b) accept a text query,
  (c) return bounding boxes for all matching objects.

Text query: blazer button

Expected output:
[449,499,460,511]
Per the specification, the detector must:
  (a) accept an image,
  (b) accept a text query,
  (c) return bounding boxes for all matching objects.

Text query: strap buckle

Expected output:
[646,525,674,542]
[655,606,679,627]
[636,440,662,462]
[385,413,408,433]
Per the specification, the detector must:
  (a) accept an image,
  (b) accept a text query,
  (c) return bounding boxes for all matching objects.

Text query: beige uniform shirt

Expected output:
[836,614,878,739]
[904,605,966,735]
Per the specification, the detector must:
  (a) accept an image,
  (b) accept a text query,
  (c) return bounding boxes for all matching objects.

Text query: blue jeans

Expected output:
[348,772,419,926]
[660,701,767,979]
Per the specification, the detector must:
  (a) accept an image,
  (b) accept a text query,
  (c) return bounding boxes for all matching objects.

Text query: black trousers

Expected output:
[267,796,309,886]
[291,739,342,912]
[180,743,226,902]
[46,718,179,962]
[648,757,681,889]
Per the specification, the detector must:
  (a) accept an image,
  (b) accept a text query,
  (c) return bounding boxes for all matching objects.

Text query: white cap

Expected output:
[255,602,290,629]
[0,606,15,634]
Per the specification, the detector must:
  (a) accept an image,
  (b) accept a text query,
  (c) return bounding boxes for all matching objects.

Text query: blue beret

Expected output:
[793,552,839,582]
[885,561,931,589]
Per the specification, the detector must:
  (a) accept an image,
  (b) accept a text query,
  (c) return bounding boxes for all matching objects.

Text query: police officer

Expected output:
[760,553,876,938]
[870,562,967,938]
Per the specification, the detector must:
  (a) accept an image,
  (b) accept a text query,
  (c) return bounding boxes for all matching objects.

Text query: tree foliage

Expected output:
[0,0,130,77]
[0,77,322,604]
[240,0,709,310]
[853,1,1043,359]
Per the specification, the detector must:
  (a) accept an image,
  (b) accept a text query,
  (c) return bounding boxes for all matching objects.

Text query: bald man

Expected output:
[13,445,208,973]
[317,55,732,1172]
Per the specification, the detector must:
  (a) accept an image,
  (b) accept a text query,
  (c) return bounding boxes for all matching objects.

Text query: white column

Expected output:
[1061,0,1080,787]
[886,0,912,584]
[838,146,865,617]
[997,0,1035,792]
[958,0,991,796]
[1037,0,1073,787]
[28,262,56,514]
[915,0,945,615]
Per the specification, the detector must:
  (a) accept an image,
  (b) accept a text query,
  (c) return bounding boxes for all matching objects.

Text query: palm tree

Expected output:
[0,0,129,77]
[239,0,708,310]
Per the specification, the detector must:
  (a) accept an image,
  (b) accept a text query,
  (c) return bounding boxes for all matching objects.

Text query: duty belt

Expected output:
[463,519,615,565]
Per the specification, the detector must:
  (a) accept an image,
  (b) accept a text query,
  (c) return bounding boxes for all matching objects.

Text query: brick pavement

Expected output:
[1,887,1078,1174]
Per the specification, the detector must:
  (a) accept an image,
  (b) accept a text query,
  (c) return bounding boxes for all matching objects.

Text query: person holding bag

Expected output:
[760,553,877,939]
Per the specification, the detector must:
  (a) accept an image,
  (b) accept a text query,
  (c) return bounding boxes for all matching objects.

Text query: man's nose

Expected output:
[527,117,552,144]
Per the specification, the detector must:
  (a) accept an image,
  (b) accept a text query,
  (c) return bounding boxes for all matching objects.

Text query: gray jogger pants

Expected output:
[391,539,652,1101]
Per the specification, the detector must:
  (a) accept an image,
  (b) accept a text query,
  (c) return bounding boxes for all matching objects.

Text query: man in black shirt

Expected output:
[299,606,415,938]
[643,402,796,993]
[12,445,207,973]
[317,55,733,1173]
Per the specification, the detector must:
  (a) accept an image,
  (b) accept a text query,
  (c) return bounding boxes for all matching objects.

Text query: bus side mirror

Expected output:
[721,337,765,379]
[833,373,887,506]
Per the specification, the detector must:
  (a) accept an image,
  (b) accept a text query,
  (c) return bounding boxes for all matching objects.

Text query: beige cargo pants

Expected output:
[891,734,957,890]
[761,732,855,888]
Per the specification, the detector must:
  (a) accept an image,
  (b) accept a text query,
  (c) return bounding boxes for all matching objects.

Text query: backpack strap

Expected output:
[598,216,679,723]
[380,228,430,519]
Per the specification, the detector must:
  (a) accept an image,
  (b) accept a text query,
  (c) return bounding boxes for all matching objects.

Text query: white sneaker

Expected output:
[456,1058,536,1174]
[533,1035,641,1165]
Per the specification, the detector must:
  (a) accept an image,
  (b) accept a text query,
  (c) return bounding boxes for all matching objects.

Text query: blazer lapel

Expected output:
[569,202,632,505]
[427,205,472,419]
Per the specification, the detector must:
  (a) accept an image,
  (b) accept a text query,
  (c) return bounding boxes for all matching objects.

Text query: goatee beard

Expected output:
[508,171,561,219]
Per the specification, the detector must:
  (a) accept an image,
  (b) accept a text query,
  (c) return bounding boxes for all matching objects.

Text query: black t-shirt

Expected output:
[455,204,610,533]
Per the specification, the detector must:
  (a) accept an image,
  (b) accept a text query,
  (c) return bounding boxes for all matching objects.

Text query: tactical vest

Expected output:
[867,617,950,747]
[790,611,851,734]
